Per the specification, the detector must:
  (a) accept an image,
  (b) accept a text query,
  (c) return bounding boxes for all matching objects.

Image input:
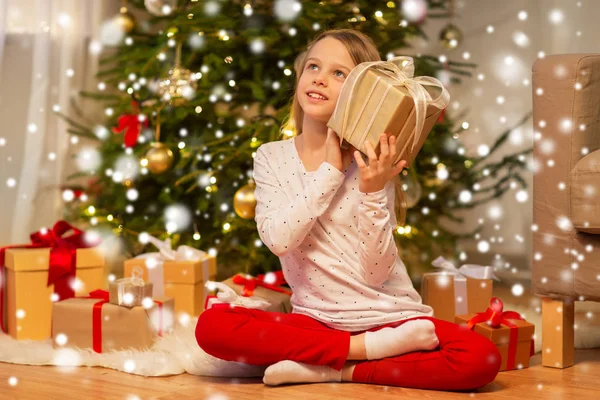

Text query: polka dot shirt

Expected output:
[253,139,433,332]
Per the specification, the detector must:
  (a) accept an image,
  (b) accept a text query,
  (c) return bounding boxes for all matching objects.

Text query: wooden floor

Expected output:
[0,349,598,399]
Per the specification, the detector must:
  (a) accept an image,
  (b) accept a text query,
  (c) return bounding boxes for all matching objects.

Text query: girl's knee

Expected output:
[466,338,502,389]
[195,307,223,353]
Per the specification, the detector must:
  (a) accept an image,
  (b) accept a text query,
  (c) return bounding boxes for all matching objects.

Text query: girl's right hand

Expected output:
[325,128,355,172]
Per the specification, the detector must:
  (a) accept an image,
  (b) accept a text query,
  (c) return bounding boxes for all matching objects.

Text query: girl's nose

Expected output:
[313,74,327,86]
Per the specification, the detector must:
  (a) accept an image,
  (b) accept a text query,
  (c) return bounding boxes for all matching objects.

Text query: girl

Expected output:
[196,29,502,391]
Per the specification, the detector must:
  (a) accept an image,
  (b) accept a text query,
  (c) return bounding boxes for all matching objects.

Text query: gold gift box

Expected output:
[219,273,292,313]
[456,314,535,371]
[327,65,445,167]
[108,280,153,308]
[4,247,104,340]
[420,273,493,323]
[124,254,217,317]
[52,296,174,352]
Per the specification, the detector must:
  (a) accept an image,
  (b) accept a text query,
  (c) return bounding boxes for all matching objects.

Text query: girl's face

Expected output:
[297,37,356,126]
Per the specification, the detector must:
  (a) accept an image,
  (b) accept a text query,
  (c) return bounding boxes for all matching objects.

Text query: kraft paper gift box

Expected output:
[205,271,292,313]
[327,56,450,167]
[0,221,105,340]
[108,266,153,308]
[420,256,496,322]
[455,297,535,371]
[52,290,174,353]
[124,235,216,317]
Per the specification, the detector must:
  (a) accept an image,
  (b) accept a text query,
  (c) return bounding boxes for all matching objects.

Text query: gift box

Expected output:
[124,235,217,317]
[52,290,173,353]
[327,56,449,167]
[420,256,495,322]
[108,266,153,308]
[205,271,292,313]
[455,297,535,371]
[0,221,104,340]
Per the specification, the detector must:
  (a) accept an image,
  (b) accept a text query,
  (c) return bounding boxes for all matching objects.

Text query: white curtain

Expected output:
[0,0,119,245]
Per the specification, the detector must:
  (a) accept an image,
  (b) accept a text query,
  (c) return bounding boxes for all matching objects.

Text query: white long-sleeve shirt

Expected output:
[253,138,433,332]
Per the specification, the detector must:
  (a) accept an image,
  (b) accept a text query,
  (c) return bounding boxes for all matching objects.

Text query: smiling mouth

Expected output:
[306,92,328,101]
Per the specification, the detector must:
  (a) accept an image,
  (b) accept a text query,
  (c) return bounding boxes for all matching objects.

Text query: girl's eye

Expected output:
[308,63,346,78]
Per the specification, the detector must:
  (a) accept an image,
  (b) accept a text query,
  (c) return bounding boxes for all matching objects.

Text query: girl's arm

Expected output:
[357,181,398,286]
[253,145,345,257]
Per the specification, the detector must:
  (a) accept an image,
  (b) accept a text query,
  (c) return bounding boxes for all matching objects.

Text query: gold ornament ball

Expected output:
[234,180,257,220]
[439,23,463,49]
[145,0,177,16]
[158,67,198,105]
[115,8,136,33]
[400,173,423,208]
[145,143,174,174]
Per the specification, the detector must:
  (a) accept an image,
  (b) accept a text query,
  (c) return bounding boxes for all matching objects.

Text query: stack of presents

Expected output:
[0,221,291,354]
[421,256,535,371]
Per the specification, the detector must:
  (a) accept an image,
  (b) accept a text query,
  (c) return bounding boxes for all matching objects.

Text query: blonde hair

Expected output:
[282,28,407,226]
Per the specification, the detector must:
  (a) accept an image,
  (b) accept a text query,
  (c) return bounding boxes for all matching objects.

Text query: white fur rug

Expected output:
[1,301,598,378]
[0,322,266,378]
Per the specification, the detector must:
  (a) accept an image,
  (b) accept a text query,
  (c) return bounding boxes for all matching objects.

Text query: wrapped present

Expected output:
[205,271,292,313]
[455,297,535,371]
[0,221,104,340]
[420,256,496,322]
[327,56,450,167]
[124,235,216,317]
[108,266,153,308]
[52,289,174,353]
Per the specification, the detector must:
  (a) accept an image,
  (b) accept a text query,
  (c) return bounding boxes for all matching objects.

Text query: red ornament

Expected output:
[112,100,148,147]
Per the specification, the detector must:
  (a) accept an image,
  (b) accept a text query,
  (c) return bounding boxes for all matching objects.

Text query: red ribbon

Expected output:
[232,271,292,297]
[465,297,534,370]
[0,221,99,333]
[112,101,148,147]
[83,289,110,353]
[81,289,163,353]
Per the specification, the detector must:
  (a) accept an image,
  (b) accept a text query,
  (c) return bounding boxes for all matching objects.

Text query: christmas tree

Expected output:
[59,0,532,279]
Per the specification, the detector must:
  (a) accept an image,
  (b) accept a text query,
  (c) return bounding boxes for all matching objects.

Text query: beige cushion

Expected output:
[571,150,600,234]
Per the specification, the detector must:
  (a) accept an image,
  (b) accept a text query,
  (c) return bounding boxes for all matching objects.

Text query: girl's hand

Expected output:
[354,133,407,193]
[325,128,356,173]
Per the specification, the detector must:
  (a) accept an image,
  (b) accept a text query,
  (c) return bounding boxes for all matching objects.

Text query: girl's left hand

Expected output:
[354,133,407,193]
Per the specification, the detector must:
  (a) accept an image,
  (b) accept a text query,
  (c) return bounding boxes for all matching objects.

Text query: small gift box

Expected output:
[455,297,535,371]
[205,271,292,313]
[124,235,217,317]
[108,266,153,308]
[52,289,174,353]
[327,56,449,167]
[420,256,496,322]
[0,221,104,340]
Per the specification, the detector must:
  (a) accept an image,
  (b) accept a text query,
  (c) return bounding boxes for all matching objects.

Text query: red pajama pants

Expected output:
[195,304,502,391]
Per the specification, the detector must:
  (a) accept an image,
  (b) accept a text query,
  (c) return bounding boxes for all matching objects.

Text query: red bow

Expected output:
[466,297,534,370]
[0,221,101,333]
[112,101,147,147]
[466,297,523,329]
[232,271,292,297]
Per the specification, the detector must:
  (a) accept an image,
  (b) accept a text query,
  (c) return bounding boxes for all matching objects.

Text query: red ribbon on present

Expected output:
[112,100,148,147]
[0,221,99,333]
[232,271,292,297]
[83,289,110,353]
[81,289,164,353]
[465,297,534,370]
